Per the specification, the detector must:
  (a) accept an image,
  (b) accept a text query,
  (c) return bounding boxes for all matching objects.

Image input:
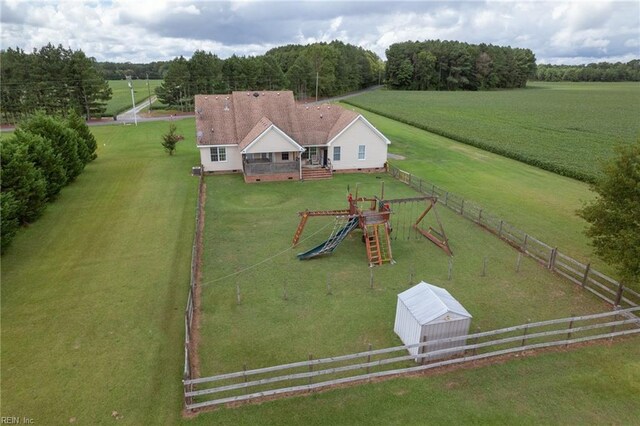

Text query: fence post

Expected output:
[366,343,372,374]
[581,263,591,288]
[369,267,374,290]
[460,199,465,215]
[481,257,488,277]
[431,184,436,196]
[236,284,241,305]
[448,258,453,280]
[472,327,480,356]
[243,363,248,382]
[566,315,574,348]
[498,220,503,238]
[610,314,619,342]
[521,320,530,348]
[478,209,483,223]
[420,335,427,365]
[548,248,558,270]
[614,284,624,307]
[522,234,528,252]
[308,354,313,385]
[516,252,522,273]
[444,192,449,205]
[409,265,415,286]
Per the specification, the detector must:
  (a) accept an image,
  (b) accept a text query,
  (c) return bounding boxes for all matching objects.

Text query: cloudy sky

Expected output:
[1,0,639,64]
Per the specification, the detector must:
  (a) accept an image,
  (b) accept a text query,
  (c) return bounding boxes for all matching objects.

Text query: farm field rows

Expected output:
[105,79,163,117]
[344,82,640,182]
[198,174,607,376]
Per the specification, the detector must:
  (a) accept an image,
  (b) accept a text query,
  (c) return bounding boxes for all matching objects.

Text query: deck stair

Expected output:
[302,167,332,180]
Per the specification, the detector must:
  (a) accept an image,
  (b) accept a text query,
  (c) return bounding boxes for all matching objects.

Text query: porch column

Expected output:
[299,152,303,180]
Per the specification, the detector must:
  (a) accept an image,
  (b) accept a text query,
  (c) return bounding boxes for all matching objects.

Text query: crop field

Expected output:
[341,103,621,280]
[198,174,607,376]
[344,82,640,182]
[105,79,163,116]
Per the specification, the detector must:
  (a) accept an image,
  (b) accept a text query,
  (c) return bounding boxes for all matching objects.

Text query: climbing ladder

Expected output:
[364,223,393,266]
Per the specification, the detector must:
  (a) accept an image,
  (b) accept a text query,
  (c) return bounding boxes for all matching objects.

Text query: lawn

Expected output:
[344,82,640,182]
[1,113,638,424]
[105,79,163,117]
[198,174,608,376]
[0,119,198,424]
[342,103,621,280]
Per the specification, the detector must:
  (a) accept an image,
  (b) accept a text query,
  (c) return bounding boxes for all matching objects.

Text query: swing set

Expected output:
[292,183,452,266]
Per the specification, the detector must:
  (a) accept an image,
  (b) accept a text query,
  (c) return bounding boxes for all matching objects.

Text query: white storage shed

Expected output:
[394,281,472,362]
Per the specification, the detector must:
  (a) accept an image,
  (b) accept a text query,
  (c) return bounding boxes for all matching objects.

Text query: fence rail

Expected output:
[387,165,640,309]
[184,307,639,410]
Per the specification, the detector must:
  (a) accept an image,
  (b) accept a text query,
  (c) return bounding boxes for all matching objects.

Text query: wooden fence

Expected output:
[388,165,640,309]
[184,307,639,410]
[184,172,205,396]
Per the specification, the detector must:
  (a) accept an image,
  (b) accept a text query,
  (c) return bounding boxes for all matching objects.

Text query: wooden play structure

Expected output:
[292,185,452,266]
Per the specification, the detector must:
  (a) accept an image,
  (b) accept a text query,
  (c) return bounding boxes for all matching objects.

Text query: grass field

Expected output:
[105,79,163,117]
[342,103,623,281]
[198,174,608,376]
[0,119,198,424]
[1,113,638,424]
[344,82,640,182]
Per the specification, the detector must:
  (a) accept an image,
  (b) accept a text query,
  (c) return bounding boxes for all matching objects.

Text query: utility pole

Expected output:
[146,73,152,113]
[126,75,138,126]
[315,72,319,102]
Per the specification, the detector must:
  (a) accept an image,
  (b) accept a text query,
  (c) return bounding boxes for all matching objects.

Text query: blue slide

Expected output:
[297,217,359,260]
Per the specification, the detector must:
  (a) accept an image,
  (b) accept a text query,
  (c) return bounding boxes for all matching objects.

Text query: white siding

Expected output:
[200,146,242,172]
[330,117,388,170]
[393,299,423,357]
[244,127,300,154]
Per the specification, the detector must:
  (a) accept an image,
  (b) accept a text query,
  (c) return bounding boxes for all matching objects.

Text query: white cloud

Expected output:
[0,0,638,64]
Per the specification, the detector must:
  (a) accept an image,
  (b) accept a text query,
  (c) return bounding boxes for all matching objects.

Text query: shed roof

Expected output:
[398,281,472,325]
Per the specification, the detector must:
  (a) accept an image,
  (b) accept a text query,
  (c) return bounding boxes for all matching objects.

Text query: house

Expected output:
[195,91,390,182]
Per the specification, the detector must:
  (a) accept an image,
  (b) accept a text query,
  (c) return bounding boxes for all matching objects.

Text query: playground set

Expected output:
[292,184,453,266]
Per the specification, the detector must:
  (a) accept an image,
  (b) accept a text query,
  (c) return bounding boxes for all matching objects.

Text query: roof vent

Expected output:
[253,92,259,98]
[197,130,203,140]
[196,108,203,115]
[204,96,208,99]
[277,92,280,96]
[211,128,215,133]
[223,99,230,111]
[320,114,323,119]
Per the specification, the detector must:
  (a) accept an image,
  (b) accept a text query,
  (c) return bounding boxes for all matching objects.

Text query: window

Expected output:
[210,147,227,162]
[333,146,341,161]
[358,145,366,160]
[281,152,289,161]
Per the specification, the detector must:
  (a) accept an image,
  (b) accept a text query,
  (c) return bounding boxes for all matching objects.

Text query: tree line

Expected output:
[385,40,537,90]
[1,44,112,123]
[1,112,98,252]
[533,60,640,82]
[96,61,169,80]
[155,41,384,110]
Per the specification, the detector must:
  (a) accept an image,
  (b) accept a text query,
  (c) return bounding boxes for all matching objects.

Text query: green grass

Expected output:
[105,79,163,117]
[189,339,640,425]
[199,174,607,375]
[342,102,622,280]
[1,115,638,425]
[344,82,640,182]
[0,119,198,424]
